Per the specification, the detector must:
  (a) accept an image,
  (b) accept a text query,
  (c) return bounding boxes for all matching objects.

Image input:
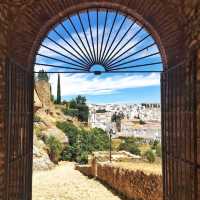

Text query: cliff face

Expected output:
[34,89,42,111]
[33,80,69,170]
[35,80,52,107]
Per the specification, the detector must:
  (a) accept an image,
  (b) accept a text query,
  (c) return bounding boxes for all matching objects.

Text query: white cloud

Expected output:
[49,73,160,97]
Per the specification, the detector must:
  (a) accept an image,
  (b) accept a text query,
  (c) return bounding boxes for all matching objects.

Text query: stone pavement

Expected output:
[32,162,122,200]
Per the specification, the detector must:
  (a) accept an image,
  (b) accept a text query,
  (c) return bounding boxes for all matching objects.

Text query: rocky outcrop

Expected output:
[35,80,52,107]
[34,89,42,112]
[41,128,68,146]
[33,79,69,170]
[33,146,55,171]
[33,134,55,171]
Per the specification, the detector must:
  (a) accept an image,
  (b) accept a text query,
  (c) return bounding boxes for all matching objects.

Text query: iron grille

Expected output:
[34,9,163,74]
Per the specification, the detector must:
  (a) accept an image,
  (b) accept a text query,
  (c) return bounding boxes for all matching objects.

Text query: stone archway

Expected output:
[0,1,200,200]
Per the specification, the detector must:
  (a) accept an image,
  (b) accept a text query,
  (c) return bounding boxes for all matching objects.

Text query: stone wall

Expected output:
[75,164,93,177]
[97,163,162,200]
[76,161,162,200]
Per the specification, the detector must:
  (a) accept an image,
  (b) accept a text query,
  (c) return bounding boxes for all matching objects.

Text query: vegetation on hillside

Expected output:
[118,137,141,156]
[96,109,107,113]
[56,121,109,164]
[144,149,156,163]
[45,136,62,164]
[112,136,162,163]
[63,95,89,122]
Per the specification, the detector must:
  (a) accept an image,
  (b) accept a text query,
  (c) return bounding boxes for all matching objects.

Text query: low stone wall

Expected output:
[76,160,162,200]
[97,163,162,200]
[75,164,93,177]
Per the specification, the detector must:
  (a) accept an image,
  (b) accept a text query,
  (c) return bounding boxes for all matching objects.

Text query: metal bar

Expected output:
[67,17,93,65]
[107,61,162,71]
[97,9,99,63]
[107,52,160,70]
[34,63,89,71]
[34,70,162,74]
[101,11,118,63]
[47,36,89,66]
[37,53,86,69]
[99,10,108,63]
[106,33,151,66]
[107,42,156,67]
[54,27,92,65]
[87,10,96,63]
[103,21,135,66]
[102,15,127,63]
[60,22,94,61]
[105,25,143,65]
[77,12,95,64]
[40,44,88,67]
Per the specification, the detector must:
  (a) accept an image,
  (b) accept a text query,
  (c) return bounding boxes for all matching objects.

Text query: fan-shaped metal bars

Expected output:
[35,9,163,74]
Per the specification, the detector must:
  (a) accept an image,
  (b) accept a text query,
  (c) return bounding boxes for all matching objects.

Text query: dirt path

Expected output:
[32,162,122,200]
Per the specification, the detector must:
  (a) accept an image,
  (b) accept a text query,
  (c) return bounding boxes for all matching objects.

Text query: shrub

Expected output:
[46,136,62,164]
[139,119,146,125]
[61,145,77,161]
[151,140,159,150]
[96,109,107,113]
[144,149,156,163]
[34,126,43,139]
[76,151,89,164]
[63,108,79,118]
[56,121,79,145]
[57,122,110,164]
[156,144,162,157]
[33,115,42,122]
[129,145,141,155]
[118,137,141,156]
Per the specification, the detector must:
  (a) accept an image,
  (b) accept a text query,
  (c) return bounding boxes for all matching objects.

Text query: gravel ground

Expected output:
[32,162,122,200]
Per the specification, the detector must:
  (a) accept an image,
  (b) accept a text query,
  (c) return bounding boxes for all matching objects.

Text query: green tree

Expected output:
[56,74,61,104]
[37,70,49,82]
[69,99,77,109]
[76,95,86,105]
[111,112,124,132]
[57,122,110,164]
[65,95,89,122]
[151,140,159,150]
[144,149,156,163]
[50,84,54,102]
[77,104,89,122]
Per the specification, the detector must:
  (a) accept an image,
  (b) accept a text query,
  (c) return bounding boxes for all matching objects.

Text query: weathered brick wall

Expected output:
[97,163,162,200]
[5,0,187,68]
[0,1,200,200]
[0,3,9,199]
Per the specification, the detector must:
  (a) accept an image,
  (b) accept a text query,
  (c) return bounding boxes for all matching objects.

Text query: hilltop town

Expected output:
[89,103,161,141]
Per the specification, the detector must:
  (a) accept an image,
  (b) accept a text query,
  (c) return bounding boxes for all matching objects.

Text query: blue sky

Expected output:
[35,10,162,104]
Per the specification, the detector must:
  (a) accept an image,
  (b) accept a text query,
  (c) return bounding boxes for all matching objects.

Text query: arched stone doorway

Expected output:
[0,1,199,199]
